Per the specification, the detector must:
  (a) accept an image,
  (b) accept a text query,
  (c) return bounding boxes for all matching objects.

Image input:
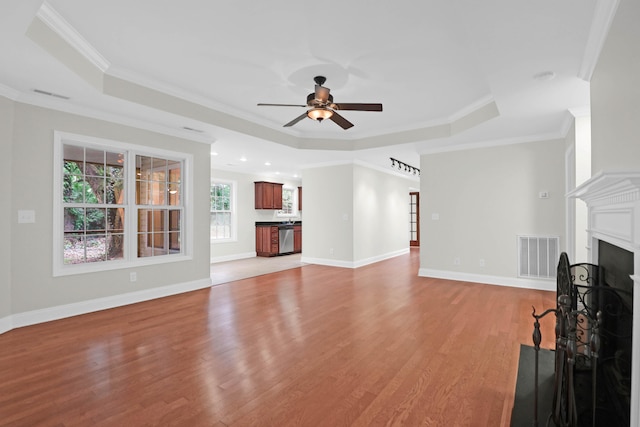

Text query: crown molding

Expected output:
[578,0,620,81]
[15,91,214,145]
[36,1,110,72]
[0,84,20,101]
[418,131,566,156]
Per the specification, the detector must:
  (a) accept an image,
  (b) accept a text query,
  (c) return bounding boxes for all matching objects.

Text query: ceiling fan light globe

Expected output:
[307,108,333,122]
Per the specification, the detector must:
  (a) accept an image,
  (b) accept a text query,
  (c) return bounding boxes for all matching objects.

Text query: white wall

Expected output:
[353,164,413,262]
[302,164,355,263]
[210,168,301,262]
[6,102,211,319]
[590,0,640,174]
[0,96,13,322]
[420,139,566,287]
[302,162,417,267]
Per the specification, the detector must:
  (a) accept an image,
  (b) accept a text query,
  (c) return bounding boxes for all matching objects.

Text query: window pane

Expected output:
[153,182,166,205]
[63,176,86,203]
[137,234,149,257]
[137,155,152,180]
[137,180,150,205]
[168,161,181,183]
[152,157,167,182]
[64,234,84,264]
[138,209,150,232]
[169,210,180,231]
[85,148,104,176]
[106,178,125,204]
[86,208,106,231]
[85,235,107,262]
[64,208,85,231]
[85,177,105,203]
[169,232,180,251]
[167,183,180,206]
[106,234,124,260]
[107,208,125,232]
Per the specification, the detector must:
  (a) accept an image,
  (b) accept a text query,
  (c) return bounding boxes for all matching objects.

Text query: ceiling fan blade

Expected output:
[283,112,308,127]
[258,103,306,107]
[329,111,354,130]
[314,85,331,103]
[332,103,383,111]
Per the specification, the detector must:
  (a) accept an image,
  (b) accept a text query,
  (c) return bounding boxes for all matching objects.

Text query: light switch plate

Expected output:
[18,210,35,223]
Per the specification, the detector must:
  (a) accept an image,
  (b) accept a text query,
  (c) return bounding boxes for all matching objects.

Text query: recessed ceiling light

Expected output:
[240,157,247,162]
[211,151,218,156]
[265,161,271,166]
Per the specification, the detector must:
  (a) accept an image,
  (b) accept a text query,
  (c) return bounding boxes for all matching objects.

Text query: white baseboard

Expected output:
[2,277,212,334]
[418,268,556,291]
[302,248,410,269]
[210,251,256,264]
[0,316,11,335]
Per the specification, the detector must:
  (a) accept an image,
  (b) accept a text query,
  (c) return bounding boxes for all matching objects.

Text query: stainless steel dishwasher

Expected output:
[278,224,294,254]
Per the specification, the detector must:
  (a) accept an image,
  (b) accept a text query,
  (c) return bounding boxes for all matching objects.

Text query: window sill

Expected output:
[53,254,193,277]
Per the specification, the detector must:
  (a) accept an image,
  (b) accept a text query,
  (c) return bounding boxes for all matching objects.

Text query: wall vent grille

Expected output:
[517,235,559,279]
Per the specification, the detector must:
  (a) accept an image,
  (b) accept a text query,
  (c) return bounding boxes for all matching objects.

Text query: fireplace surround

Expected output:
[571,171,640,426]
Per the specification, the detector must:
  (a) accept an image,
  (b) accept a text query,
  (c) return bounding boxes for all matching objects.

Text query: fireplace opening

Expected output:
[592,240,634,426]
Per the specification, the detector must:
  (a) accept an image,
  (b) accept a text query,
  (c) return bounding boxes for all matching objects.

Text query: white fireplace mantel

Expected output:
[570,170,640,426]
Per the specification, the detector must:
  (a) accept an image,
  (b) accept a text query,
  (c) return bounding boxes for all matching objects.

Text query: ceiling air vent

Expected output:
[33,89,70,100]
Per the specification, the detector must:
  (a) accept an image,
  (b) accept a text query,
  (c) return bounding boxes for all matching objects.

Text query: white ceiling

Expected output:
[0,0,614,181]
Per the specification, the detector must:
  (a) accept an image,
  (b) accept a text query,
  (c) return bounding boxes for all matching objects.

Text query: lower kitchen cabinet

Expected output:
[256,225,278,257]
[293,225,302,253]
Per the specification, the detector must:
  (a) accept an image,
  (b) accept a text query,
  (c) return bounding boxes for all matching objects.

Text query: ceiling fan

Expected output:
[257,76,383,130]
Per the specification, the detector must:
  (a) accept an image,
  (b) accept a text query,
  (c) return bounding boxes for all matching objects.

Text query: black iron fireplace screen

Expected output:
[531,252,632,427]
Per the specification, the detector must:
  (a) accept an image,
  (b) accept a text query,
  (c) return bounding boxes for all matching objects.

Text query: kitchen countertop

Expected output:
[255,221,302,226]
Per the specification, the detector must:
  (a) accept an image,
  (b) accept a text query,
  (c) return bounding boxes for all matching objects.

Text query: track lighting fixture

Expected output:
[390,157,420,176]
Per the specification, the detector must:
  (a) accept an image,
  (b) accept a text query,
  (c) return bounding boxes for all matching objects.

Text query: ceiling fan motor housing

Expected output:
[307,92,333,107]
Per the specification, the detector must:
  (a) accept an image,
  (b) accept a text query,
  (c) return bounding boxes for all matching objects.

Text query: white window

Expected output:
[210,180,236,241]
[53,132,192,276]
[277,187,296,217]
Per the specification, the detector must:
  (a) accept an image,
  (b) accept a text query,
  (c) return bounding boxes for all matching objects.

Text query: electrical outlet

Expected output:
[479,259,485,267]
[454,257,461,266]
[329,248,334,255]
[130,272,137,282]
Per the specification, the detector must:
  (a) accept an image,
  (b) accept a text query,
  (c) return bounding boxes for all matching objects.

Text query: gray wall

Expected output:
[0,96,13,320]
[8,102,211,315]
[420,139,566,280]
[590,0,640,174]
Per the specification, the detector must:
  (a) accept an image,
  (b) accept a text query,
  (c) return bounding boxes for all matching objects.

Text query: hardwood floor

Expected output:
[0,249,556,426]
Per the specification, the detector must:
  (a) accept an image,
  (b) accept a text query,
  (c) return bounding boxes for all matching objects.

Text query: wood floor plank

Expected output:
[0,249,556,426]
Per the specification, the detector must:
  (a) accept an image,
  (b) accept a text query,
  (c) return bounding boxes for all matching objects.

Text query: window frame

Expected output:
[53,131,193,277]
[210,179,237,243]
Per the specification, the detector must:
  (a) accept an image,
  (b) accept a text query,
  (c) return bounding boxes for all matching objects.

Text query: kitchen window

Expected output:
[53,132,192,276]
[277,187,296,217]
[211,180,236,241]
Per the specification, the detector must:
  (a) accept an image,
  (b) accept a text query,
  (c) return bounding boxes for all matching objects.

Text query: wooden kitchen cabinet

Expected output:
[256,225,279,257]
[293,225,302,253]
[255,181,283,209]
[298,186,302,211]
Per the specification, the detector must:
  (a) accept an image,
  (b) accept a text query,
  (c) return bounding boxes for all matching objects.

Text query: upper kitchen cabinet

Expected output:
[255,181,283,209]
[298,186,302,211]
